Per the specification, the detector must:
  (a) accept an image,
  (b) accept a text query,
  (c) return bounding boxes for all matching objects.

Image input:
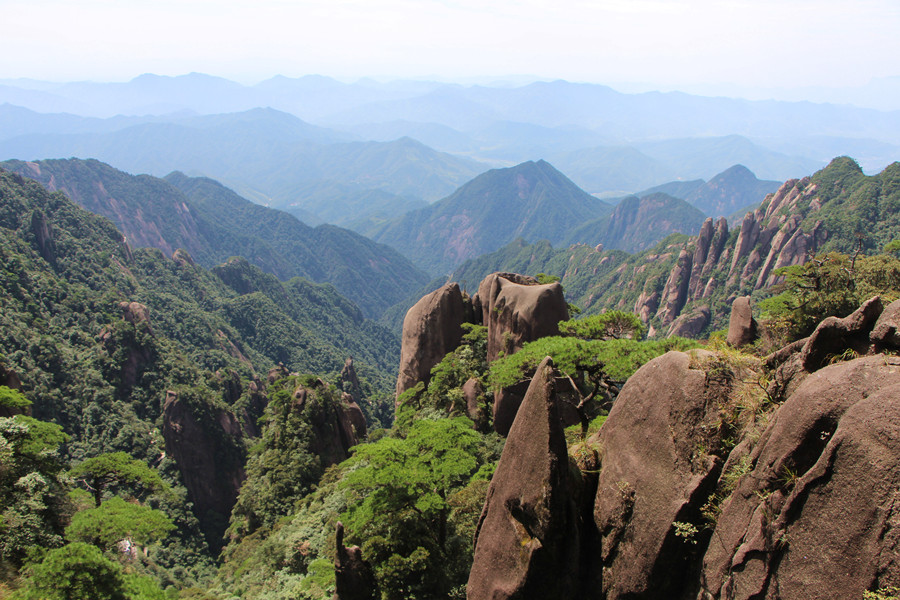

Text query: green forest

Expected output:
[2,155,900,599]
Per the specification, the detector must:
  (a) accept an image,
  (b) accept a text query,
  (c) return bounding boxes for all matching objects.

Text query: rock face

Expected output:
[478,272,568,363]
[726,296,758,347]
[872,298,900,351]
[293,383,366,467]
[472,296,900,599]
[666,305,710,338]
[700,355,900,599]
[468,357,587,599]
[161,389,246,551]
[30,210,56,264]
[593,351,734,600]
[396,283,470,399]
[333,522,376,600]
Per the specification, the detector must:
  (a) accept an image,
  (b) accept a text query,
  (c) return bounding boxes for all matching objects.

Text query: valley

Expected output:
[0,73,899,600]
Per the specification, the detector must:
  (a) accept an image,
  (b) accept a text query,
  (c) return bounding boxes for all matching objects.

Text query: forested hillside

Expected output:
[2,158,430,317]
[0,167,402,594]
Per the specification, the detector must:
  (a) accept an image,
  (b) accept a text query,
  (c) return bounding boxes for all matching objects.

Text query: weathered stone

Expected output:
[871,298,900,351]
[666,305,710,338]
[340,357,363,404]
[118,301,153,333]
[700,355,900,599]
[172,248,195,267]
[396,283,468,399]
[479,273,568,363]
[462,377,489,430]
[634,290,660,324]
[689,218,715,297]
[30,209,56,264]
[726,297,758,347]
[656,249,693,326]
[333,522,376,600]
[468,357,584,599]
[593,350,732,600]
[800,295,882,371]
[162,390,245,552]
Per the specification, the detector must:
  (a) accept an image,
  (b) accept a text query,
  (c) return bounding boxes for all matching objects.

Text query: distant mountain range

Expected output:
[1,158,429,318]
[0,106,487,225]
[1,73,898,197]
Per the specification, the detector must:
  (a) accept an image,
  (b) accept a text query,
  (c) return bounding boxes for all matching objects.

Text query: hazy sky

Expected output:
[4,0,899,90]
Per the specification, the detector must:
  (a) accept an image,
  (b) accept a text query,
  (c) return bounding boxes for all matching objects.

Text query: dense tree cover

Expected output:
[0,415,70,567]
[66,496,175,551]
[0,166,403,591]
[340,417,494,600]
[228,376,347,540]
[758,251,900,344]
[2,158,432,319]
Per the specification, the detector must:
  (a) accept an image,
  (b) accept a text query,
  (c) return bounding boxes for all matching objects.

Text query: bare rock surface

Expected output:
[333,522,376,600]
[726,296,758,347]
[667,305,710,338]
[800,295,882,371]
[700,354,900,599]
[162,389,245,551]
[871,298,900,351]
[479,273,568,363]
[396,283,468,398]
[468,357,583,599]
[593,350,733,600]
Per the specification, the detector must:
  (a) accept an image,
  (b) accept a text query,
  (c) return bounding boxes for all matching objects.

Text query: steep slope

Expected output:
[443,157,900,337]
[0,166,400,547]
[684,164,781,217]
[563,192,707,253]
[370,160,611,275]
[2,158,429,317]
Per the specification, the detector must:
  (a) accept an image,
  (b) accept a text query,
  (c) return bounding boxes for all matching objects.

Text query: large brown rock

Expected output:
[800,295,882,371]
[468,357,584,599]
[333,522,376,600]
[656,249,693,326]
[871,298,900,351]
[593,351,734,600]
[396,283,469,399]
[726,296,758,348]
[700,355,900,599]
[292,383,364,466]
[479,273,568,363]
[162,390,246,551]
[666,305,710,338]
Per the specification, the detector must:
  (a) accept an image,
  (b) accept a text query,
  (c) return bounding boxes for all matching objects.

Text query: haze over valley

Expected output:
[2,1,900,598]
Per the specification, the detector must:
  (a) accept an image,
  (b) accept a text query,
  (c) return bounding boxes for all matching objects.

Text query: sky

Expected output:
[3,0,900,94]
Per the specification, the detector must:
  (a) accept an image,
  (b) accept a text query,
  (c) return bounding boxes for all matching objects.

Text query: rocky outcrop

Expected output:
[871,298,900,351]
[462,377,489,431]
[478,273,568,363]
[162,389,246,551]
[333,522,376,600]
[396,283,470,399]
[468,357,588,599]
[700,354,900,599]
[340,357,363,404]
[656,249,693,326]
[30,210,56,265]
[726,297,758,347]
[800,296,883,372]
[293,383,365,466]
[118,301,154,334]
[666,305,710,338]
[593,350,735,599]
